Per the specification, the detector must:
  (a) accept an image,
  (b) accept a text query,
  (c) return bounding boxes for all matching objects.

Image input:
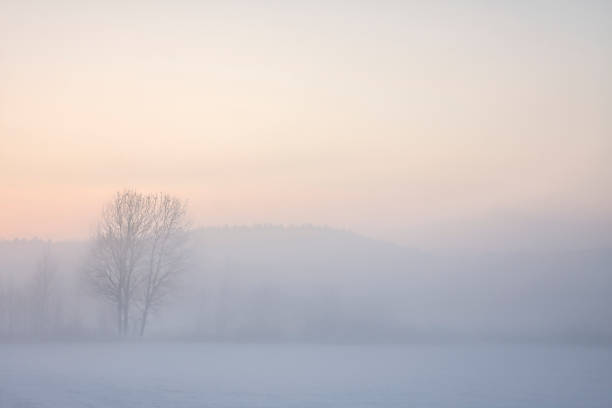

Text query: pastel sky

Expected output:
[1,1,610,250]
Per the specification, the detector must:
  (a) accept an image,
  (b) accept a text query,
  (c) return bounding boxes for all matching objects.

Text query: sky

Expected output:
[1,1,610,251]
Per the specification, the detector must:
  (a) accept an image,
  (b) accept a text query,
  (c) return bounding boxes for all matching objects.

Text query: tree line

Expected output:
[0,190,191,339]
[0,246,68,339]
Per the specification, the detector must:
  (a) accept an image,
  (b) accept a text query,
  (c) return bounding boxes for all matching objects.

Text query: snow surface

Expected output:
[1,343,611,407]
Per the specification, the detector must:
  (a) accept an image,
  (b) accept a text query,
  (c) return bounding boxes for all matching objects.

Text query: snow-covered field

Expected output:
[1,343,611,408]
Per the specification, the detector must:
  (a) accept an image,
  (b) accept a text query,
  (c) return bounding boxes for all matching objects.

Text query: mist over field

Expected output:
[1,226,611,344]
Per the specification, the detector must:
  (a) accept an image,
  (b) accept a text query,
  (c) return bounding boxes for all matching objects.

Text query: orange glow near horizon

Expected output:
[1,2,610,250]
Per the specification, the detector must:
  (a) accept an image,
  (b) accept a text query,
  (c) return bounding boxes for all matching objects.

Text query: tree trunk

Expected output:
[139,303,150,337]
[117,301,123,336]
[122,299,129,336]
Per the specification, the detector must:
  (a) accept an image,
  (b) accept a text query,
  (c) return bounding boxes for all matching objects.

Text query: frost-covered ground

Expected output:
[1,343,611,408]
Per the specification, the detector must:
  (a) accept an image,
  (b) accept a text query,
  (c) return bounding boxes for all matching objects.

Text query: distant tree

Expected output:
[0,273,18,337]
[31,247,58,335]
[84,190,190,337]
[0,275,6,337]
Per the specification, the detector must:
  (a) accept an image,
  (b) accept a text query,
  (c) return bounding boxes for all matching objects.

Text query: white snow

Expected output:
[1,343,611,408]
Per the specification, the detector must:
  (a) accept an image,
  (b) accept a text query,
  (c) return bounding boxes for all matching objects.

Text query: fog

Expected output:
[2,225,610,344]
[1,1,611,406]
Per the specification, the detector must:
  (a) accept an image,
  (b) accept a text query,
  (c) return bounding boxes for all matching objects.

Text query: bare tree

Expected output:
[85,191,155,336]
[84,190,190,337]
[138,194,190,336]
